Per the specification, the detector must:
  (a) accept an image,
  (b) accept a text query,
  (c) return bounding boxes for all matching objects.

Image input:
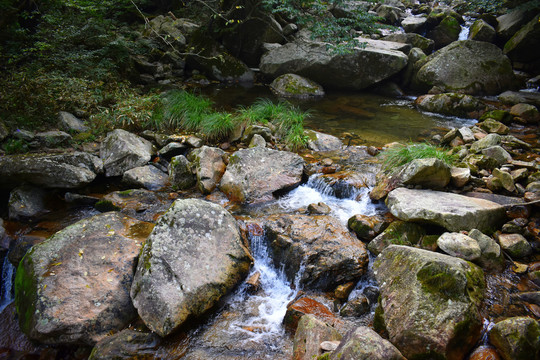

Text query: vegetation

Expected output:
[380,143,457,173]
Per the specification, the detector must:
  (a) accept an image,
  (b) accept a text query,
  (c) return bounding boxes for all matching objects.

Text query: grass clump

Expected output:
[380,143,456,173]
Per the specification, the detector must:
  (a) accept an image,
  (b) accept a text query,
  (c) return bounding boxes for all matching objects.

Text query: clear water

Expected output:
[0,254,15,313]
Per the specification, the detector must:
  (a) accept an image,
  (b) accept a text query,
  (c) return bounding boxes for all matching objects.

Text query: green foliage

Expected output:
[2,138,29,154]
[380,143,457,173]
[159,90,214,131]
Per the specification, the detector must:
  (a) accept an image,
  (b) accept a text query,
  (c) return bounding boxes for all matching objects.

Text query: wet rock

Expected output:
[328,326,406,360]
[88,329,160,360]
[374,245,485,360]
[478,119,509,135]
[98,189,173,223]
[100,129,154,177]
[264,214,369,291]
[415,93,483,118]
[219,147,304,203]
[58,111,88,132]
[8,234,46,266]
[188,146,226,195]
[292,314,342,360]
[158,142,187,159]
[496,7,538,42]
[427,15,461,49]
[168,155,196,190]
[348,214,389,241]
[497,233,533,258]
[400,157,451,188]
[401,16,428,33]
[122,165,168,191]
[469,345,502,360]
[386,188,506,233]
[0,303,45,355]
[35,130,72,147]
[284,296,338,332]
[383,33,434,53]
[499,90,540,108]
[334,282,355,301]
[471,133,502,153]
[8,185,48,220]
[510,103,540,124]
[130,199,251,337]
[526,181,540,192]
[504,14,540,71]
[0,152,102,189]
[248,134,266,148]
[270,73,324,98]
[468,229,505,272]
[339,296,370,317]
[482,147,512,167]
[451,167,471,187]
[242,125,273,144]
[307,202,331,215]
[413,40,515,95]
[260,39,408,90]
[15,212,151,345]
[305,130,342,152]
[368,220,426,255]
[488,317,540,360]
[469,19,496,42]
[437,232,482,261]
[487,168,516,193]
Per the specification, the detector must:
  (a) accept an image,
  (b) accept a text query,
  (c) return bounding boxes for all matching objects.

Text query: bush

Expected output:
[380,143,457,173]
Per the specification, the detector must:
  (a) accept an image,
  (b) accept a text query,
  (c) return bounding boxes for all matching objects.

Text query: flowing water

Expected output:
[0,254,15,313]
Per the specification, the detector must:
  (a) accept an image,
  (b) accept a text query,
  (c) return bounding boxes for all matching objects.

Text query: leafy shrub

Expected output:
[380,143,457,173]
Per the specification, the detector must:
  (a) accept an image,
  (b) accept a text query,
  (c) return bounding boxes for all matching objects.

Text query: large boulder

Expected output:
[122,165,168,191]
[8,185,48,220]
[383,33,434,53]
[187,146,227,194]
[0,152,102,189]
[15,212,152,345]
[259,39,408,90]
[328,326,406,360]
[374,245,485,360]
[263,214,369,291]
[415,93,483,118]
[399,158,451,189]
[413,40,515,95]
[269,73,325,98]
[488,317,540,360]
[468,19,496,43]
[386,188,507,233]
[305,130,342,152]
[504,14,540,72]
[100,129,154,177]
[219,147,304,203]
[130,199,251,337]
[496,7,538,42]
[292,314,342,360]
[427,15,461,49]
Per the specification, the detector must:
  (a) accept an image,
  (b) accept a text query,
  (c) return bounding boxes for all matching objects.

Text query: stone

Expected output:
[242,125,273,144]
[284,296,339,332]
[0,303,45,355]
[248,134,266,148]
[269,73,324,98]
[328,326,405,360]
[482,146,512,167]
[374,245,485,360]
[471,134,502,153]
[168,155,196,190]
[437,232,482,261]
[384,33,434,53]
[188,146,226,194]
[307,202,331,215]
[480,110,513,125]
[496,7,538,42]
[368,220,426,255]
[260,39,408,91]
[497,233,533,258]
[15,212,151,345]
[100,129,154,177]
[478,119,510,135]
[377,4,402,25]
[526,181,540,192]
[130,199,251,337]
[414,93,483,117]
[158,142,187,159]
[400,157,451,189]
[468,19,496,42]
[292,314,342,360]
[34,130,72,147]
[348,214,389,241]
[339,296,371,317]
[0,152,102,189]
[122,165,168,191]
[386,188,507,233]
[488,168,516,193]
[499,91,540,108]
[468,229,505,272]
[8,185,48,220]
[427,15,461,49]
[58,111,88,132]
[451,167,471,187]
[88,329,160,360]
[413,40,515,95]
[219,147,304,203]
[504,14,540,71]
[263,214,369,291]
[401,16,427,33]
[459,127,476,143]
[488,317,540,360]
[305,130,342,152]
[510,103,540,124]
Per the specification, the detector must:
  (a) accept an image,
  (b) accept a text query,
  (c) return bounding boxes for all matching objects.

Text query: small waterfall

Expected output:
[458,16,474,40]
[0,254,16,313]
[278,174,385,224]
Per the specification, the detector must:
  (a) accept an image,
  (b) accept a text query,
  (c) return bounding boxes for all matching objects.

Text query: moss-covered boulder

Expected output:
[427,15,461,49]
[374,245,485,360]
[368,220,426,255]
[488,317,540,360]
[415,93,483,118]
[504,14,540,71]
[270,73,324,99]
[130,199,251,337]
[384,33,434,53]
[168,155,196,190]
[187,146,226,195]
[292,314,342,360]
[15,212,152,345]
[413,40,515,95]
[468,19,496,43]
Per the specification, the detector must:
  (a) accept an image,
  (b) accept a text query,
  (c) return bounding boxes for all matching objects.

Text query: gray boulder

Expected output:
[399,158,451,189]
[386,188,506,233]
[58,111,88,132]
[219,147,304,203]
[427,15,461,49]
[470,133,502,153]
[468,229,504,272]
[293,314,342,360]
[35,130,72,147]
[100,129,154,177]
[488,317,540,360]
[437,232,482,261]
[368,220,426,255]
[0,152,102,189]
[88,329,160,360]
[269,73,325,98]
[263,214,369,291]
[415,93,483,118]
[15,212,149,345]
[305,130,342,152]
[328,326,405,360]
[8,185,48,220]
[383,33,434,53]
[496,7,538,42]
[497,233,533,259]
[168,155,196,190]
[188,146,227,194]
[468,19,496,43]
[504,14,540,71]
[374,245,485,360]
[260,39,407,90]
[401,16,427,33]
[122,165,168,191]
[130,199,251,337]
[413,40,515,95]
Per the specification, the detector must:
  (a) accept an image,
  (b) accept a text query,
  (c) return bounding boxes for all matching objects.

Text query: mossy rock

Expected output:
[270,73,325,99]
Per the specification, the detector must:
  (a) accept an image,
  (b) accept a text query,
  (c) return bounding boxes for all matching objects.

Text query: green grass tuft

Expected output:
[380,143,456,173]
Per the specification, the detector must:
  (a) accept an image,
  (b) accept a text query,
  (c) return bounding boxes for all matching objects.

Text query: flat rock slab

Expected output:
[386,188,506,233]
